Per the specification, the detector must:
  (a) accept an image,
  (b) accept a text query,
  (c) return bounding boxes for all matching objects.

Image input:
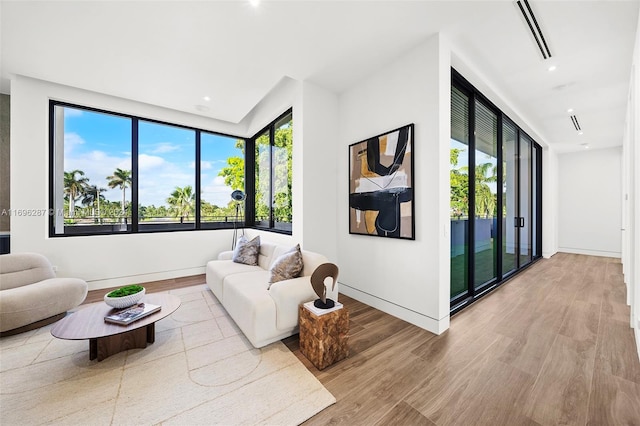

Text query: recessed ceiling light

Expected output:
[567,108,574,113]
[578,131,584,135]
[581,143,589,149]
[249,0,260,7]
[203,96,211,102]
[547,65,557,72]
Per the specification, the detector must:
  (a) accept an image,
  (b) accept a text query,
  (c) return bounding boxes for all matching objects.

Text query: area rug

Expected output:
[0,284,335,425]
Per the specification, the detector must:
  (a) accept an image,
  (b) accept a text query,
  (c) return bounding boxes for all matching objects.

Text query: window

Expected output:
[138,121,195,231]
[201,132,245,227]
[49,101,249,236]
[51,104,132,235]
[250,109,293,233]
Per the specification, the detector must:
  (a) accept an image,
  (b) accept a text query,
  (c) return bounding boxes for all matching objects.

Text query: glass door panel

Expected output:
[473,100,498,289]
[502,121,517,276]
[450,86,470,300]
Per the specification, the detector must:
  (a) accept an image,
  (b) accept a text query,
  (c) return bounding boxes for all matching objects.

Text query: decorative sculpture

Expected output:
[311,263,339,309]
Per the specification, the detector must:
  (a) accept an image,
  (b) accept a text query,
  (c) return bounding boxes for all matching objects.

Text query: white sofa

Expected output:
[206,241,337,348]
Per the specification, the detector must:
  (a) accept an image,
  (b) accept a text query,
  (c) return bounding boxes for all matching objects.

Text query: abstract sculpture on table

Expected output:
[311,262,339,309]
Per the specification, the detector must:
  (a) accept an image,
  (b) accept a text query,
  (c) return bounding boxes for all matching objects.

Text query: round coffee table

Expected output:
[51,293,181,362]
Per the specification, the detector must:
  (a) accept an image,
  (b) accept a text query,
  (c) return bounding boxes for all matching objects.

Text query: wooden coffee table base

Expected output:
[90,323,155,362]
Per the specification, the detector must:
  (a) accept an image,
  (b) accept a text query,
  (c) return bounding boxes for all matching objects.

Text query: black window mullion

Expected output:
[468,94,476,298]
[269,125,275,229]
[131,118,139,233]
[496,114,503,281]
[48,103,56,237]
[245,137,256,227]
[195,131,201,229]
[527,136,534,262]
[515,129,521,269]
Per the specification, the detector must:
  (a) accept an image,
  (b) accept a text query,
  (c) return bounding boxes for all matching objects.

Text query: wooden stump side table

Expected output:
[299,303,349,370]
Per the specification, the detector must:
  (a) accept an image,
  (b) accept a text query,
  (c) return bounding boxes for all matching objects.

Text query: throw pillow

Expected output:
[268,244,304,286]
[232,235,260,266]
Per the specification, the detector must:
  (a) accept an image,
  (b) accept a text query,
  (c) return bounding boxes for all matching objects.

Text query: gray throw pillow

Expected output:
[269,244,304,286]
[232,235,260,266]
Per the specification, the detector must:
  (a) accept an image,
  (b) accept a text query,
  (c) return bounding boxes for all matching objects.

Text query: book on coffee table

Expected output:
[104,302,161,325]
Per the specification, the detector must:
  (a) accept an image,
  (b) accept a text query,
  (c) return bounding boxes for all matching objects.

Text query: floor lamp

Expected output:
[231,190,246,250]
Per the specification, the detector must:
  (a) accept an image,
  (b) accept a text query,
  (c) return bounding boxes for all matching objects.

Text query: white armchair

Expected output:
[0,253,88,335]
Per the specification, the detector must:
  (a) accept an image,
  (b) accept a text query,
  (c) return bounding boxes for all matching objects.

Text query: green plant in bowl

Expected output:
[106,285,144,298]
[104,285,145,309]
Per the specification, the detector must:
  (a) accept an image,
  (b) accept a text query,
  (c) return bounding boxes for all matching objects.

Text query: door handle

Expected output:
[520,217,525,227]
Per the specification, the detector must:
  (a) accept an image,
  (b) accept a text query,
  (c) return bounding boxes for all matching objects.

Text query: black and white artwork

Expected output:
[348,124,414,240]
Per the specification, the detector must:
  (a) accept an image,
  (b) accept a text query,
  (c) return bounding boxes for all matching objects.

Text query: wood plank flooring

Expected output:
[85,254,640,425]
[283,253,640,425]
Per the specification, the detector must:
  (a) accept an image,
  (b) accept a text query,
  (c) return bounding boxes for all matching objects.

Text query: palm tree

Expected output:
[64,170,89,218]
[82,185,106,223]
[106,168,132,218]
[167,185,195,223]
[474,162,498,218]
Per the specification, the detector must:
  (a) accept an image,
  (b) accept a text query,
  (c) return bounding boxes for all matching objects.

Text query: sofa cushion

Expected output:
[222,271,277,346]
[257,242,277,270]
[268,276,317,330]
[268,244,303,286]
[206,260,262,301]
[232,235,260,266]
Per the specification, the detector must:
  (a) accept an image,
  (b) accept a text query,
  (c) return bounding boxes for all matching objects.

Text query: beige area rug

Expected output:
[0,284,335,425]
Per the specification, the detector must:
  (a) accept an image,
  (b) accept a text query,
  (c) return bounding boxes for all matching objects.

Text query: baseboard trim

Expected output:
[635,326,640,363]
[557,247,621,258]
[86,266,206,291]
[339,283,448,335]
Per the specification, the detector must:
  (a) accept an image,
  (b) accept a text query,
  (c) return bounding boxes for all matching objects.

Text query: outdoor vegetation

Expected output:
[62,118,293,227]
[450,147,499,219]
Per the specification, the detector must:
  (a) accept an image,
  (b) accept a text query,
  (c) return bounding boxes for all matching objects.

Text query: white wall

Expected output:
[622,7,640,360]
[9,75,305,290]
[336,34,451,334]
[557,147,622,257]
[298,81,339,262]
[542,147,559,258]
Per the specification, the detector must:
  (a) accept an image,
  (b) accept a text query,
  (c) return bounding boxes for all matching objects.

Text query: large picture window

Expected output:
[49,101,257,236]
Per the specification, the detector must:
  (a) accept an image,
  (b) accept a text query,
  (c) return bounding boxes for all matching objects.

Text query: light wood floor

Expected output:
[85,253,640,425]
[286,253,640,425]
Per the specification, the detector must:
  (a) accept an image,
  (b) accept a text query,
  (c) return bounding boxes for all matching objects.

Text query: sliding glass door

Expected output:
[450,70,542,310]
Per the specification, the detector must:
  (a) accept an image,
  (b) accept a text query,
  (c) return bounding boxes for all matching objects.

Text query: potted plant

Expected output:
[104,284,145,309]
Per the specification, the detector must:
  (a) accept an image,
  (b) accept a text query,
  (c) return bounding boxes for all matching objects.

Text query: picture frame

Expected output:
[348,123,415,240]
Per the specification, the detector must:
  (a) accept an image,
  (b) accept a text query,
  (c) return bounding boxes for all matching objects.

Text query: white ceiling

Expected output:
[1,0,638,152]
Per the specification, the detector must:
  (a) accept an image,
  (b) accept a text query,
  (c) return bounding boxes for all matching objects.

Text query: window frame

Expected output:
[246,108,293,234]
[48,100,248,237]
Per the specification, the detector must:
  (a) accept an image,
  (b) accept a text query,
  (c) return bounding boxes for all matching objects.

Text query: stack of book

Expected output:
[104,302,161,325]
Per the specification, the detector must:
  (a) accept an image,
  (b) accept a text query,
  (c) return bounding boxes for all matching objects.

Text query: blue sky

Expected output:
[63,106,243,208]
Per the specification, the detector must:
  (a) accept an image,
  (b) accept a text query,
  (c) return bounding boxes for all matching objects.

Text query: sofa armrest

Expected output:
[218,251,233,260]
[268,277,317,330]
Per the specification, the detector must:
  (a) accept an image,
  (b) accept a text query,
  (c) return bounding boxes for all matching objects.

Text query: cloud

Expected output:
[202,175,233,207]
[189,161,213,170]
[138,154,166,171]
[64,132,85,155]
[150,143,180,154]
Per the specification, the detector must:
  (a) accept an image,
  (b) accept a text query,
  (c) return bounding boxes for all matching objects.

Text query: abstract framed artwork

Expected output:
[348,123,415,240]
